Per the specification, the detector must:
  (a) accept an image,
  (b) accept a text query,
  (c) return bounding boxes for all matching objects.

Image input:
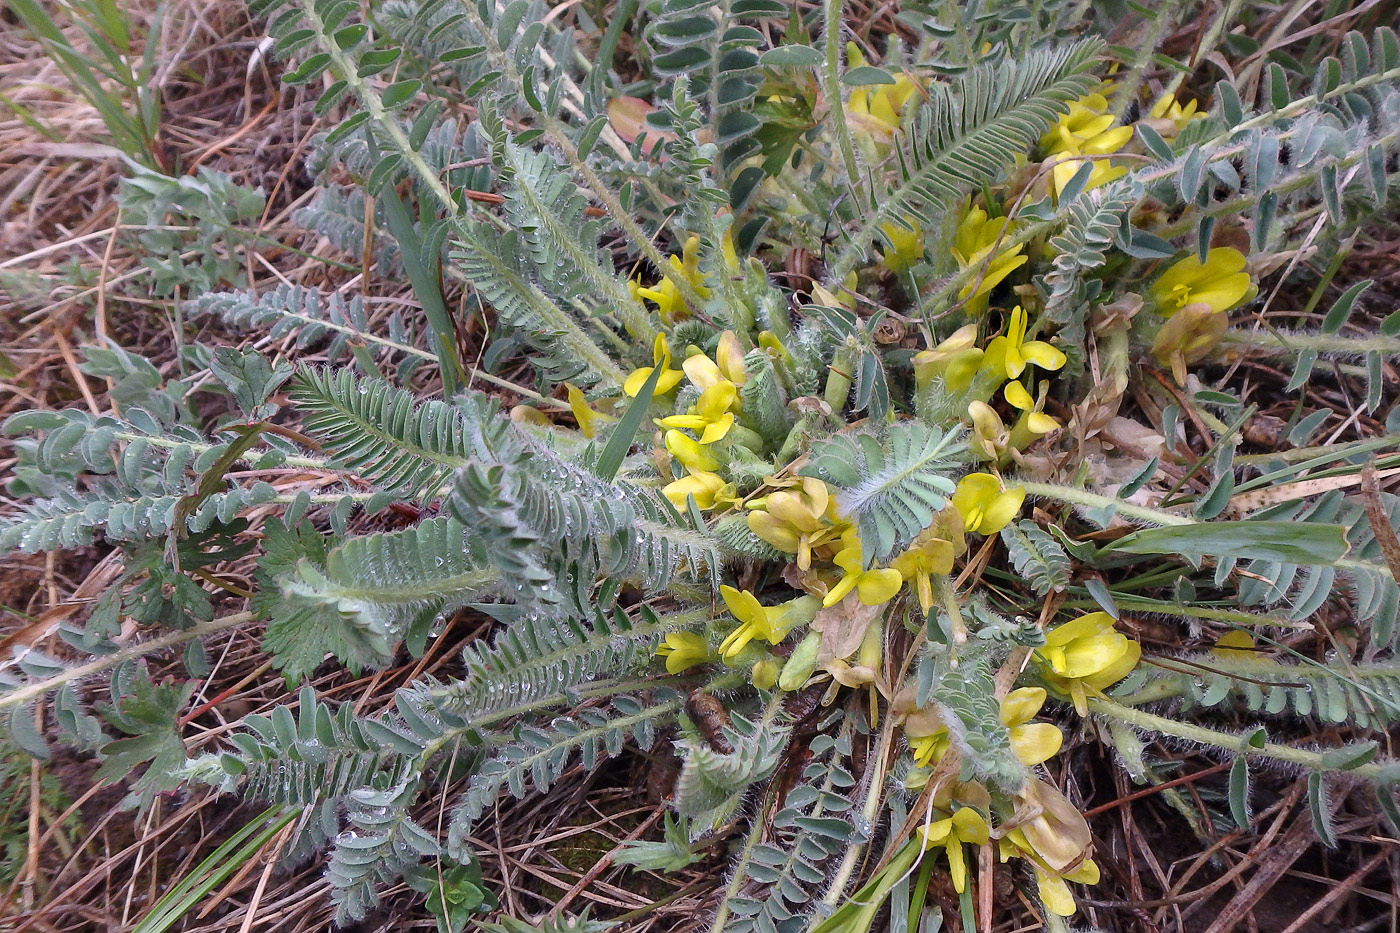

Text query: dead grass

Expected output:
[1,0,1398,931]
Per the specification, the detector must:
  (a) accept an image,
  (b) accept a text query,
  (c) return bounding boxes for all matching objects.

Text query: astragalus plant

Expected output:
[6,0,1400,930]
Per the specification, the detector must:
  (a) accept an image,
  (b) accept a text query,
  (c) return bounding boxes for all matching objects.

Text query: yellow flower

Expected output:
[656,381,738,444]
[998,780,1099,917]
[1034,612,1141,714]
[663,470,737,511]
[951,205,1028,314]
[908,730,951,768]
[904,687,1060,770]
[1148,92,1202,136]
[1004,381,1058,435]
[950,473,1025,535]
[656,632,712,674]
[665,429,719,473]
[983,306,1067,380]
[683,331,748,390]
[880,218,923,273]
[1004,380,1061,450]
[1040,91,1133,196]
[823,542,903,607]
[967,400,1009,463]
[635,234,708,321]
[747,477,846,571]
[565,384,616,438]
[1151,301,1228,385]
[1033,857,1101,917]
[919,808,990,895]
[913,324,984,395]
[1149,247,1252,316]
[624,333,686,398]
[1000,687,1063,766]
[846,42,921,135]
[718,585,820,658]
[889,511,965,613]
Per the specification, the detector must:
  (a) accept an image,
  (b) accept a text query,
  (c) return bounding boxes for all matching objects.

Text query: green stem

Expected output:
[1089,695,1388,780]
[816,714,895,916]
[1151,127,1400,241]
[298,0,627,389]
[1017,480,1193,527]
[545,120,706,320]
[1221,330,1400,358]
[0,612,254,713]
[708,802,770,933]
[822,0,861,189]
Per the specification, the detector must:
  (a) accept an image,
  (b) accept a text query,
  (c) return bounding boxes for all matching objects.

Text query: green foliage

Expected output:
[290,368,477,497]
[8,0,163,165]
[673,704,789,835]
[801,421,963,563]
[613,813,702,871]
[117,164,267,294]
[835,39,1102,279]
[1000,520,1071,595]
[720,728,859,933]
[12,0,1400,929]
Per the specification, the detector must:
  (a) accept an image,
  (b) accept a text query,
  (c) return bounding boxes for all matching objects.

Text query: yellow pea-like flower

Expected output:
[950,473,1025,535]
[1034,611,1142,714]
[1149,247,1253,316]
[656,632,712,674]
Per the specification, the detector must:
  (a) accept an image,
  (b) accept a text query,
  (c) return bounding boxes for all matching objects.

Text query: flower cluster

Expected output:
[890,613,1138,917]
[1039,89,1133,197]
[915,302,1068,464]
[629,71,1229,927]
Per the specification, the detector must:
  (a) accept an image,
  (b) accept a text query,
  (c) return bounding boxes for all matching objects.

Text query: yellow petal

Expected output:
[1010,722,1063,765]
[749,511,803,552]
[696,382,738,418]
[976,485,1025,534]
[716,331,748,385]
[1000,687,1047,726]
[698,413,734,444]
[946,839,968,893]
[1189,273,1252,314]
[1035,870,1078,917]
[683,353,725,390]
[666,430,719,472]
[1043,612,1114,648]
[920,816,954,847]
[656,368,686,394]
[1065,857,1100,884]
[623,367,655,398]
[856,568,904,606]
[822,574,859,608]
[951,807,989,844]
[1020,340,1067,372]
[1004,381,1035,411]
[1026,411,1061,435]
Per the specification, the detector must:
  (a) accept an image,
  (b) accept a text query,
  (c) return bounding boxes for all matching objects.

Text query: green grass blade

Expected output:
[593,362,661,481]
[132,806,298,933]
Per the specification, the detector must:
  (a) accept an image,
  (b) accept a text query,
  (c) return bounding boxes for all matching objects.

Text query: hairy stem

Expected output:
[1221,330,1400,358]
[1089,695,1388,780]
[1017,480,1193,527]
[0,612,254,713]
[822,0,861,188]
